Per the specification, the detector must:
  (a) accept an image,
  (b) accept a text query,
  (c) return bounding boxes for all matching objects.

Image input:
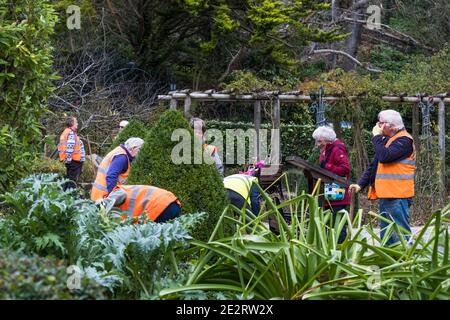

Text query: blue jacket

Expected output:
[358,132,414,189]
[106,144,134,193]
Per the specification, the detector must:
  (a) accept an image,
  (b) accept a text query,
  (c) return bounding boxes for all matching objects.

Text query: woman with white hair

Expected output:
[312,125,351,243]
[349,109,415,246]
[91,137,144,200]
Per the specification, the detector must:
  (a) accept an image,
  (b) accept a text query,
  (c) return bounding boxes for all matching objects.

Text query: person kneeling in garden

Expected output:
[91,137,144,201]
[97,185,182,223]
[224,168,262,216]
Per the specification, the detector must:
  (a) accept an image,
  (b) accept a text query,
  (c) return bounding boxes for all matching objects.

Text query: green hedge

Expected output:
[127,110,230,241]
[205,120,372,172]
[0,249,109,299]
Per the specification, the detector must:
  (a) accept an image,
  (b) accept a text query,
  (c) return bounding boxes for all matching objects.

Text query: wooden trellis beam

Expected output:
[159,91,448,196]
[159,92,450,104]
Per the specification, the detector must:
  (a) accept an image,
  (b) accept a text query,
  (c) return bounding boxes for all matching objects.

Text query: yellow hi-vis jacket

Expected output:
[224,174,257,205]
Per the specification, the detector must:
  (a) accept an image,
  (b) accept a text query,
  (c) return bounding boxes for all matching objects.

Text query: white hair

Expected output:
[312,126,337,142]
[119,120,129,127]
[124,137,144,150]
[378,110,405,130]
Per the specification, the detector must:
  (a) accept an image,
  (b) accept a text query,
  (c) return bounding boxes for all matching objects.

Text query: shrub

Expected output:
[127,110,230,241]
[73,206,207,298]
[0,173,90,260]
[110,120,149,150]
[86,213,207,298]
[0,249,110,299]
[0,0,58,192]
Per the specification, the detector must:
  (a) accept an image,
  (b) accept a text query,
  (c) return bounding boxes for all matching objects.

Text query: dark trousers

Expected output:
[155,202,182,223]
[227,189,261,216]
[64,160,83,191]
[227,189,246,210]
[327,205,348,244]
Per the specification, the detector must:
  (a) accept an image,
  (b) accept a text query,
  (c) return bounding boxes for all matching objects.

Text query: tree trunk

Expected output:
[352,101,369,177]
[342,9,364,71]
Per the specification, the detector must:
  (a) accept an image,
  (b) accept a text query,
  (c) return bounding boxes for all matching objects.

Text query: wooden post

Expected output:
[412,101,421,155]
[438,99,446,198]
[254,100,261,161]
[184,95,191,118]
[270,98,281,165]
[170,98,177,110]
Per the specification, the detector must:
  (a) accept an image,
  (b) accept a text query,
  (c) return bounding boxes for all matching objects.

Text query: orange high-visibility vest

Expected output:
[90,146,130,201]
[117,185,181,221]
[203,144,218,157]
[368,186,378,200]
[58,128,83,161]
[374,130,416,199]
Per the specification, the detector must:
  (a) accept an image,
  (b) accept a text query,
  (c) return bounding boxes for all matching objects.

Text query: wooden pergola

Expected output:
[158,90,448,197]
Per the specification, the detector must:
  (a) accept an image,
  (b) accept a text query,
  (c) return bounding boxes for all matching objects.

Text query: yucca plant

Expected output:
[160,174,450,300]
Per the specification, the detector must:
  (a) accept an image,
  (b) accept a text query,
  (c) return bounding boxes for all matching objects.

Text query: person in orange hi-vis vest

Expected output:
[189,117,224,177]
[349,110,416,246]
[91,137,144,201]
[97,185,182,223]
[58,116,85,190]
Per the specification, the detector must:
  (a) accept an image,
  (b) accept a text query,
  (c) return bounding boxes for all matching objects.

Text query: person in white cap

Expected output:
[119,120,129,132]
[88,120,130,169]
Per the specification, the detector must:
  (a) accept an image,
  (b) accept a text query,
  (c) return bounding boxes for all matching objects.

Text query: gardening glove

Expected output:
[372,123,383,136]
[349,184,361,194]
[64,159,72,164]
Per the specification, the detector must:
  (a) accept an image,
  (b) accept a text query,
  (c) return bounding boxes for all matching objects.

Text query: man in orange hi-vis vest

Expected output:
[58,116,85,190]
[349,110,416,246]
[91,137,144,201]
[97,185,181,223]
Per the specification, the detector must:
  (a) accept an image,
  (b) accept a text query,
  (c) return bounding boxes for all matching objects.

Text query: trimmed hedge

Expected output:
[0,249,109,299]
[127,110,230,241]
[204,120,367,160]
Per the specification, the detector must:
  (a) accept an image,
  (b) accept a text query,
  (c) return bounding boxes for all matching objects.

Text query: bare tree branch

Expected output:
[309,49,382,72]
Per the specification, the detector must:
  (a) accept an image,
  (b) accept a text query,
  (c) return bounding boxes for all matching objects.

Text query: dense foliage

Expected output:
[0,0,58,192]
[0,248,110,299]
[0,173,207,299]
[0,174,85,260]
[161,181,450,300]
[127,110,230,241]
